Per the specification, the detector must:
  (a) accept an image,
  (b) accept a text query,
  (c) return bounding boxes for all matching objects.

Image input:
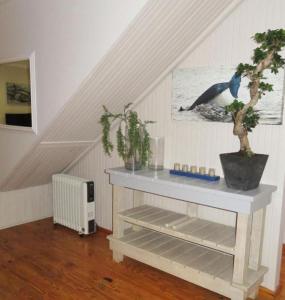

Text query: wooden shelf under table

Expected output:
[108,228,267,299]
[119,204,236,254]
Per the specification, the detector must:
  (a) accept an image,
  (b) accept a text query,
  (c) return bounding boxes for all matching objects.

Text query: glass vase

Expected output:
[124,151,142,171]
[148,137,165,170]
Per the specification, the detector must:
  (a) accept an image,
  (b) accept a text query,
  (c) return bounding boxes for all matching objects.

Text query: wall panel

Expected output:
[0,0,147,185]
[0,184,52,230]
[69,0,285,291]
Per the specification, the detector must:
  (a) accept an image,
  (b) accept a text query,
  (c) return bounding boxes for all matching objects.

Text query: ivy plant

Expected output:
[100,103,154,166]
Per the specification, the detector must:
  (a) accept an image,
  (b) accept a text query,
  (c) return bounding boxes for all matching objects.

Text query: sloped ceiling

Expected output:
[0,0,243,191]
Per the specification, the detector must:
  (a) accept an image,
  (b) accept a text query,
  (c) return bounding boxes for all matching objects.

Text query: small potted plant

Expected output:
[220,29,285,190]
[100,103,154,170]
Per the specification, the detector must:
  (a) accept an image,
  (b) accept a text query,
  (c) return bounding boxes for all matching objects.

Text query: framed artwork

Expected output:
[172,66,285,125]
[6,82,31,105]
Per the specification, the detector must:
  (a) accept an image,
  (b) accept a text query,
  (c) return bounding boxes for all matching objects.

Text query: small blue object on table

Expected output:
[169,169,220,181]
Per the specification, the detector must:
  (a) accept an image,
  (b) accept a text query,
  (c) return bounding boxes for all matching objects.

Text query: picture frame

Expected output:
[6,82,31,105]
[172,66,285,125]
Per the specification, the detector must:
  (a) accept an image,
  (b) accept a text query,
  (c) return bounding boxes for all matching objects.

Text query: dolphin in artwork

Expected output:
[179,73,241,111]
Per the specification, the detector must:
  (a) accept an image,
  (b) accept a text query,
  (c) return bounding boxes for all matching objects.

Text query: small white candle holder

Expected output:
[174,163,181,171]
[190,165,197,173]
[208,168,215,177]
[199,167,206,175]
[182,164,189,172]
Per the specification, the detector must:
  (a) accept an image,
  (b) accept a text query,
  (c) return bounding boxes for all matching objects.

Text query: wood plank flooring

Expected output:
[0,218,284,300]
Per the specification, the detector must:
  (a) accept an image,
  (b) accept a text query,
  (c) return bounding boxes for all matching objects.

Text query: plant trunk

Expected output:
[231,51,275,156]
[233,111,252,155]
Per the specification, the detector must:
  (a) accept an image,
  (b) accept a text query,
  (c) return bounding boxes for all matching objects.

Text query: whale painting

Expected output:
[172,66,285,125]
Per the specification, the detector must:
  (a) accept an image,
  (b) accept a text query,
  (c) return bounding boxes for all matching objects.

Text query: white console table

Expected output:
[106,167,276,300]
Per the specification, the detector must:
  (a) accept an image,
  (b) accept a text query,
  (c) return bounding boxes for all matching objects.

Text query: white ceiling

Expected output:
[0,0,243,191]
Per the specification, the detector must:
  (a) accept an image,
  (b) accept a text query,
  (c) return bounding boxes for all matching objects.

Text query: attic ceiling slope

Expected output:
[0,0,243,191]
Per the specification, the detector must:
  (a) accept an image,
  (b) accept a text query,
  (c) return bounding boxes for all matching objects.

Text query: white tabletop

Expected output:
[107,167,276,214]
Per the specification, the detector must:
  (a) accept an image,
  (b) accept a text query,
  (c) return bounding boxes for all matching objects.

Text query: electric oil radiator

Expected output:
[52,174,96,235]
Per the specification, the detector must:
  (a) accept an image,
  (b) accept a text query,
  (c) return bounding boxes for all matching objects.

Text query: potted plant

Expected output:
[220,29,285,190]
[100,103,154,170]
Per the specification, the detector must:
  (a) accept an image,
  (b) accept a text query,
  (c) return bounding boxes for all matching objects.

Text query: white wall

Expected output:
[0,0,147,182]
[68,0,285,291]
[0,184,52,230]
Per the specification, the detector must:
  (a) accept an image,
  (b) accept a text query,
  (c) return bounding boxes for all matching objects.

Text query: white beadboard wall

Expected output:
[0,0,147,186]
[68,0,285,291]
[0,0,242,191]
[0,184,52,230]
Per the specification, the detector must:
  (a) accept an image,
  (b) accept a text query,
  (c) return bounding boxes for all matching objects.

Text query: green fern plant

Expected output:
[100,103,154,167]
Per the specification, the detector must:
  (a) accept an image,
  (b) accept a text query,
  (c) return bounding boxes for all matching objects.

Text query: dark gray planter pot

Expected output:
[219,152,268,191]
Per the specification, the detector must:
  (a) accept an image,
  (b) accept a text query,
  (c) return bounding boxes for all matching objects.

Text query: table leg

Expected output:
[233,213,253,284]
[249,208,265,270]
[112,185,125,262]
[249,288,259,299]
[133,190,144,231]
[187,202,198,218]
[133,190,144,207]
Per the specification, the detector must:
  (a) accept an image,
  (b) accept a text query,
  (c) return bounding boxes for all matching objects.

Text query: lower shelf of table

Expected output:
[119,204,236,254]
[108,228,267,299]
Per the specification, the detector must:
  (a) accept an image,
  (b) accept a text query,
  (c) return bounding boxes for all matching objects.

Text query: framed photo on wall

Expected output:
[6,82,31,105]
[172,66,285,125]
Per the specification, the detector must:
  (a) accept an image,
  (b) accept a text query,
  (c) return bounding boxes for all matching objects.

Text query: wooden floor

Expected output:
[0,218,284,300]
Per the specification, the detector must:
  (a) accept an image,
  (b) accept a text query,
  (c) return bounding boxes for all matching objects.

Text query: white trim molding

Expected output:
[0,52,37,134]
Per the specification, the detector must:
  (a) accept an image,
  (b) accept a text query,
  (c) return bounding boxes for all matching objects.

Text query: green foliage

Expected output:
[99,103,154,166]
[258,82,273,95]
[140,125,150,166]
[225,100,259,133]
[227,29,285,138]
[116,125,126,160]
[100,110,113,156]
[243,107,260,132]
[236,29,285,78]
[236,63,255,76]
[225,99,245,114]
[254,29,285,51]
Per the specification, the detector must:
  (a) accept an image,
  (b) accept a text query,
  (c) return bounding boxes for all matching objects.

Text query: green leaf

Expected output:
[225,99,244,115]
[243,107,260,132]
[100,103,154,165]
